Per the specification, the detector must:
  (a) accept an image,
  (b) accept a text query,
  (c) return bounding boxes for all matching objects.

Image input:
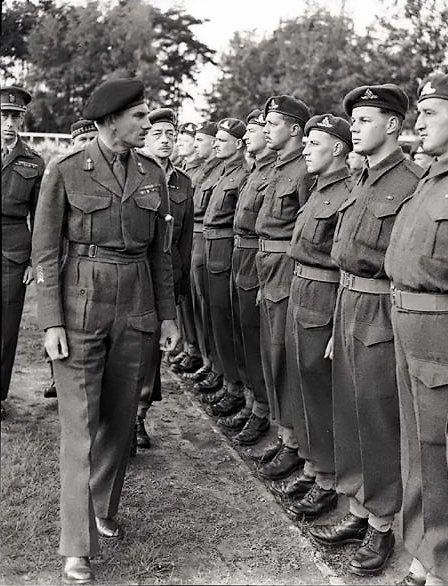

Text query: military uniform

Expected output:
[32,135,175,556]
[183,155,204,188]
[2,135,45,400]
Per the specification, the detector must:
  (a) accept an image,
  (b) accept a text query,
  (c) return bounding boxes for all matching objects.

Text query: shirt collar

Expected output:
[276,147,303,168]
[98,137,129,165]
[316,166,351,191]
[367,147,405,184]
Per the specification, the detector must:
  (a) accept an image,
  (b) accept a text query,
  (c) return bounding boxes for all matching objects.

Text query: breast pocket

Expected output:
[242,181,268,213]
[424,197,448,260]
[133,189,161,243]
[219,185,238,211]
[333,196,356,243]
[11,165,39,202]
[169,189,188,240]
[354,196,404,252]
[67,192,112,242]
[301,205,339,244]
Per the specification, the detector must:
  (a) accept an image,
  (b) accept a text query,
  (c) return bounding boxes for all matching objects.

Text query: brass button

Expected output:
[386,195,394,200]
[80,289,86,295]
[323,200,330,205]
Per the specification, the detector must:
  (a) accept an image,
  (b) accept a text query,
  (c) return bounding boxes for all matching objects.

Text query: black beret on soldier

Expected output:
[178,122,197,136]
[418,73,448,102]
[148,107,176,127]
[196,121,218,136]
[0,85,32,112]
[246,109,265,126]
[83,78,145,120]
[217,118,246,139]
[70,119,97,139]
[305,114,353,149]
[264,95,311,128]
[343,84,409,117]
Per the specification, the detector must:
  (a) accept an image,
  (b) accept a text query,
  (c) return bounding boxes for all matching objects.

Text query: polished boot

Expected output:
[286,484,338,519]
[206,394,245,417]
[185,364,211,381]
[136,416,151,449]
[348,526,395,576]
[309,512,368,546]
[246,437,282,463]
[258,445,304,481]
[172,354,203,374]
[96,516,124,539]
[233,414,270,445]
[217,408,251,431]
[270,470,316,499]
[194,371,223,393]
[62,557,94,584]
[169,350,187,365]
[200,387,227,405]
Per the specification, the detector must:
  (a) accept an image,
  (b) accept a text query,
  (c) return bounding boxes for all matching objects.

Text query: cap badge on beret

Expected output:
[257,113,264,123]
[420,81,436,96]
[316,116,333,129]
[185,123,195,132]
[270,99,279,109]
[361,88,378,100]
[221,120,231,129]
[9,93,16,104]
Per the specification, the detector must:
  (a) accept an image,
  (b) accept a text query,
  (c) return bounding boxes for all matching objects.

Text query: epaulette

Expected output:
[56,145,86,165]
[403,158,426,179]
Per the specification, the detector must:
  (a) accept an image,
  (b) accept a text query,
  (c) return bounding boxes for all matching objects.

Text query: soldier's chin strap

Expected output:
[163,213,173,253]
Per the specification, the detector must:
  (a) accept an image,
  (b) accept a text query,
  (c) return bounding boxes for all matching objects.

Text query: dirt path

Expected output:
[1,285,411,585]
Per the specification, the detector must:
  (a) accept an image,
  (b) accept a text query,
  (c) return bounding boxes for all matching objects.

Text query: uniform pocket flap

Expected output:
[169,189,188,204]
[408,357,448,389]
[128,310,159,333]
[368,196,404,219]
[337,195,357,213]
[427,197,448,221]
[297,307,333,329]
[134,192,161,211]
[314,206,339,220]
[13,165,39,179]
[67,192,112,213]
[255,181,270,192]
[352,323,393,346]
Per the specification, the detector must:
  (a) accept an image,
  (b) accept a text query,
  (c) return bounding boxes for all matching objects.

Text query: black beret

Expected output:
[195,121,218,136]
[83,78,145,120]
[217,118,246,139]
[305,114,352,148]
[418,73,448,103]
[148,107,176,127]
[70,119,97,139]
[1,85,32,112]
[246,109,265,126]
[343,84,409,117]
[178,122,197,136]
[264,95,311,128]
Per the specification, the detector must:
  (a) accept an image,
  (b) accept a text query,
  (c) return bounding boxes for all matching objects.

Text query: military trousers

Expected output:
[1,255,27,400]
[177,289,200,353]
[190,232,214,362]
[392,306,448,581]
[332,287,402,518]
[286,275,338,474]
[138,325,162,419]
[231,247,268,413]
[53,256,159,556]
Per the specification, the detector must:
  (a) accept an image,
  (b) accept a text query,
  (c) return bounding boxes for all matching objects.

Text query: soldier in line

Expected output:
[218,109,276,445]
[385,73,448,586]
[176,122,202,181]
[32,78,179,584]
[136,107,193,451]
[310,85,423,577]
[248,95,314,483]
[280,115,352,519]
[1,85,45,419]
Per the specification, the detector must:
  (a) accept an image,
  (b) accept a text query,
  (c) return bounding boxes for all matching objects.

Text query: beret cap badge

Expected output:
[316,116,333,128]
[9,93,16,103]
[270,99,279,109]
[420,81,436,96]
[361,88,378,100]
[220,120,231,129]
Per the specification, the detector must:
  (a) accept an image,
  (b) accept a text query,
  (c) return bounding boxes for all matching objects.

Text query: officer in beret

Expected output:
[385,73,448,586]
[189,122,225,391]
[70,119,98,148]
[220,109,276,444]
[177,122,203,183]
[136,107,194,449]
[249,95,314,483]
[200,118,249,417]
[310,84,423,577]
[278,115,352,518]
[32,78,179,584]
[1,85,45,419]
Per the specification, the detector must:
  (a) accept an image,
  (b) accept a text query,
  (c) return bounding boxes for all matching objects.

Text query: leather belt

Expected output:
[68,242,147,263]
[193,222,203,234]
[258,239,289,253]
[294,261,339,284]
[234,235,259,249]
[340,269,390,295]
[391,286,448,313]
[203,227,234,239]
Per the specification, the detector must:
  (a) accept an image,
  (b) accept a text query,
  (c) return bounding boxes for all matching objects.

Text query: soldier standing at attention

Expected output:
[310,85,423,577]
[279,115,352,517]
[250,95,313,482]
[385,73,448,586]
[177,122,202,183]
[136,107,193,450]
[1,85,45,419]
[32,78,179,584]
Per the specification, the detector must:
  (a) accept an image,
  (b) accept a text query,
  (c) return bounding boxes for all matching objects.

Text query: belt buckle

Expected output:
[294,262,302,277]
[391,286,401,307]
[234,235,240,247]
[259,239,265,252]
[88,244,97,258]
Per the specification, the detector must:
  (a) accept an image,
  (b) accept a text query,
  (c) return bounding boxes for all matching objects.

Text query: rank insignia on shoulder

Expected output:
[361,88,378,100]
[36,265,45,284]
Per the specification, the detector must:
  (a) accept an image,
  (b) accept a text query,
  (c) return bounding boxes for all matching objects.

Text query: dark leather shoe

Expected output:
[172,354,203,374]
[270,470,316,499]
[309,513,368,546]
[194,371,223,393]
[207,394,245,417]
[348,526,395,576]
[96,516,123,539]
[286,484,338,519]
[217,408,251,431]
[62,557,94,584]
[395,572,426,586]
[169,350,187,365]
[246,437,282,463]
[258,445,304,481]
[184,364,211,381]
[233,414,270,445]
[136,416,151,449]
[200,387,227,405]
[44,381,57,398]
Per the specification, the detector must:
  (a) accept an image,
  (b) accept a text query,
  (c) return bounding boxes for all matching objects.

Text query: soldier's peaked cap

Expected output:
[195,121,218,136]
[343,84,409,117]
[246,109,265,126]
[83,78,145,120]
[218,118,246,139]
[178,122,197,136]
[1,86,32,112]
[305,114,352,148]
[70,119,97,138]
[148,107,176,127]
[264,95,311,127]
[418,73,448,103]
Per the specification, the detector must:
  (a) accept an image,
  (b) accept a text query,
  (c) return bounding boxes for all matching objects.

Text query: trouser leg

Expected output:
[138,329,162,419]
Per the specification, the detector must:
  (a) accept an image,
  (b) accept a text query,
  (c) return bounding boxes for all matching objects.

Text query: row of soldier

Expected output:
[1,74,447,585]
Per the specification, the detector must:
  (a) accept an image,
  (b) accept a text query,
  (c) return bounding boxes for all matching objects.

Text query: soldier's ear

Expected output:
[235,138,244,150]
[333,141,343,157]
[290,123,301,137]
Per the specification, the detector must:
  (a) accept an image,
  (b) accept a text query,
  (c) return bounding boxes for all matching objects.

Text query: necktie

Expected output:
[1,146,9,163]
[112,152,127,189]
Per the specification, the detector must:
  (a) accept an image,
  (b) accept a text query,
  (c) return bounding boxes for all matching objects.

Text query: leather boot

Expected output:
[258,445,304,481]
[217,408,251,431]
[206,394,245,417]
[200,387,227,405]
[348,526,395,576]
[96,516,123,539]
[43,381,57,398]
[185,364,211,381]
[246,437,282,463]
[270,470,316,499]
[62,557,94,584]
[172,354,203,374]
[233,414,270,445]
[136,416,151,449]
[286,484,338,519]
[309,512,368,546]
[194,371,223,393]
